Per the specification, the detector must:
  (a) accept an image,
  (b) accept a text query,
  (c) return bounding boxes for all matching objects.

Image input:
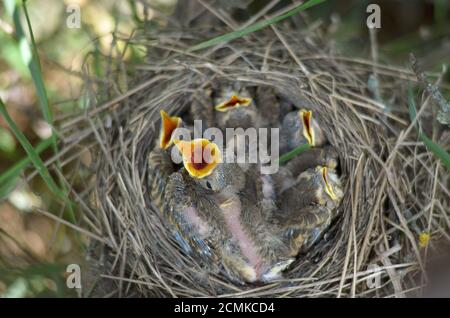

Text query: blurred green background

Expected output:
[0,0,449,297]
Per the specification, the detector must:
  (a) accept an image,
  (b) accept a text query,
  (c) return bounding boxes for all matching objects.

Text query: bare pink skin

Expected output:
[215,192,265,277]
[184,207,210,237]
[181,190,268,280]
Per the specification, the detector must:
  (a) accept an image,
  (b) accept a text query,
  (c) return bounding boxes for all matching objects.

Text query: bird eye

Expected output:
[206,181,212,190]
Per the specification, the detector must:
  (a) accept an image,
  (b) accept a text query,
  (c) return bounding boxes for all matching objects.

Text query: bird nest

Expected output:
[61,21,450,298]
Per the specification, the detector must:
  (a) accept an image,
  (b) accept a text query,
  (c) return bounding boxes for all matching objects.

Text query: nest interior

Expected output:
[62,17,450,298]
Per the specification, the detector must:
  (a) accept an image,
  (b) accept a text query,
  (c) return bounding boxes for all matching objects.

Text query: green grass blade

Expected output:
[4,0,54,128]
[4,0,77,222]
[0,138,53,197]
[0,138,53,185]
[420,134,450,169]
[407,83,450,170]
[188,0,328,52]
[0,99,65,200]
[23,2,54,125]
[0,178,18,200]
[277,143,311,164]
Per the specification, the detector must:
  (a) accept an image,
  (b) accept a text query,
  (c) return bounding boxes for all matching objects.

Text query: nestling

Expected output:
[280,109,326,154]
[275,166,344,256]
[147,110,183,211]
[213,85,266,131]
[164,138,294,283]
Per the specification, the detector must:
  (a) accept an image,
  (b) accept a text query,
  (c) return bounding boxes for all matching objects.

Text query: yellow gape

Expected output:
[174,138,222,179]
[214,94,252,112]
[320,166,338,201]
[299,109,315,146]
[159,110,182,150]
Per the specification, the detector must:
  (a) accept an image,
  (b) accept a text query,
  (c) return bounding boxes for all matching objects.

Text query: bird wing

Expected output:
[281,204,332,254]
[147,148,174,211]
[164,172,215,262]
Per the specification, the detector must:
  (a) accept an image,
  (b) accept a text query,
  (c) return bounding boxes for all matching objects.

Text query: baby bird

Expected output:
[271,145,340,195]
[213,85,265,131]
[275,166,344,256]
[280,109,326,154]
[147,110,183,211]
[165,138,293,283]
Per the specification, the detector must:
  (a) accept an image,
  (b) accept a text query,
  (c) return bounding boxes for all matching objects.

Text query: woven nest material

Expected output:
[63,20,450,298]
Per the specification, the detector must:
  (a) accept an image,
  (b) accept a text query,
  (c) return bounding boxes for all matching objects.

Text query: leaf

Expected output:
[407,83,450,170]
[188,0,328,52]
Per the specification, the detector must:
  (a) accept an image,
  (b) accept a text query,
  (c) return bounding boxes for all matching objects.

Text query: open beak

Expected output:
[299,109,315,146]
[215,94,252,112]
[159,110,182,150]
[174,138,222,178]
[319,166,338,201]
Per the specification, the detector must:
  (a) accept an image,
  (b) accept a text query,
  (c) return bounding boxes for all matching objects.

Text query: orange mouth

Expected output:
[319,166,338,201]
[174,138,222,178]
[299,109,315,146]
[159,110,182,150]
[215,94,252,112]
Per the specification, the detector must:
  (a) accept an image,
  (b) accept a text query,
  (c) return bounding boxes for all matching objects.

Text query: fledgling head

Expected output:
[174,138,245,192]
[296,166,344,207]
[214,85,253,111]
[174,138,221,178]
[159,110,183,150]
[198,162,246,192]
[280,109,326,153]
[214,86,261,130]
